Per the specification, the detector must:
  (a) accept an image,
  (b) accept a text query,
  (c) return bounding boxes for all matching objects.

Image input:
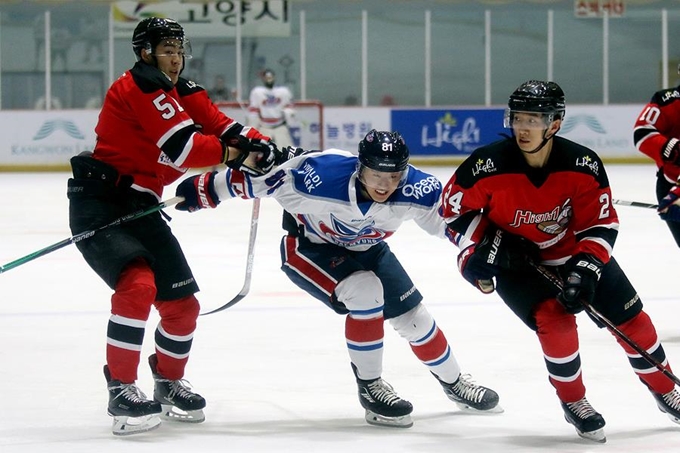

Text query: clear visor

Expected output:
[152,38,193,59]
[503,109,553,130]
[357,163,409,190]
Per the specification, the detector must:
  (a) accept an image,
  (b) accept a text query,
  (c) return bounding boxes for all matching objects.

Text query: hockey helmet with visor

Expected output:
[504,80,565,130]
[357,129,410,192]
[132,17,192,61]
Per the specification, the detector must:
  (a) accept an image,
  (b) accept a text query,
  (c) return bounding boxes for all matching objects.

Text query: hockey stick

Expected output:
[0,196,184,275]
[200,197,260,315]
[529,261,680,387]
[612,199,658,209]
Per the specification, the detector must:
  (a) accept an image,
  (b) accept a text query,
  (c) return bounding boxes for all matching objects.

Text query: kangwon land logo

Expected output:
[12,119,89,156]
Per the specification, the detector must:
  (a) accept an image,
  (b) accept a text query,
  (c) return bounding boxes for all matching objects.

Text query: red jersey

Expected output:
[440,136,619,266]
[93,61,267,198]
[634,87,680,183]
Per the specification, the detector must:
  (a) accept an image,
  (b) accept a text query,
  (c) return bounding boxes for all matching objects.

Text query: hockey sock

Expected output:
[346,314,384,380]
[152,294,200,380]
[615,311,675,394]
[107,259,156,383]
[390,304,461,382]
[535,298,586,402]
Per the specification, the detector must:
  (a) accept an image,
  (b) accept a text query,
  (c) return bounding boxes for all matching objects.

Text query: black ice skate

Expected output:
[650,388,680,424]
[104,365,161,436]
[434,372,503,413]
[149,354,206,423]
[561,397,606,443]
[352,363,413,428]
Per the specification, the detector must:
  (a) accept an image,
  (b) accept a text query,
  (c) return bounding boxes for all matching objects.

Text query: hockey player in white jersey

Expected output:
[174,130,502,427]
[247,69,295,149]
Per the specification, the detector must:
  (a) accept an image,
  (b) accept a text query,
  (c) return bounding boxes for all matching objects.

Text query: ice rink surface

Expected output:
[2,164,680,452]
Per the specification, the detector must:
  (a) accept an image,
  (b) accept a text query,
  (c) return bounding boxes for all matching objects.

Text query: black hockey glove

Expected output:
[661,138,680,165]
[557,253,603,314]
[658,180,680,222]
[457,226,538,294]
[175,171,220,212]
[222,136,279,176]
[278,146,312,164]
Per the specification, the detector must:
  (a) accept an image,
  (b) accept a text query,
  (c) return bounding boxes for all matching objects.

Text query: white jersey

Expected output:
[213,150,455,251]
[247,85,294,128]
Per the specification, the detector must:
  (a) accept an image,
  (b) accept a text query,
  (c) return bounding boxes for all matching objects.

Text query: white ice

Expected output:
[2,164,680,452]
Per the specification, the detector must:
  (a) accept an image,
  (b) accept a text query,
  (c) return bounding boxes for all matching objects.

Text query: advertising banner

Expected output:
[112,0,291,38]
[559,105,639,158]
[323,107,391,151]
[391,108,506,156]
[0,111,97,168]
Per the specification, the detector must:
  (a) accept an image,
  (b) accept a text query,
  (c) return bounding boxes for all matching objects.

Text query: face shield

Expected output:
[356,162,409,191]
[150,38,193,60]
[503,109,554,130]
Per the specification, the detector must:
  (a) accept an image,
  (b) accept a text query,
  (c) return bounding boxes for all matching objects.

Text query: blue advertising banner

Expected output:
[391,108,506,156]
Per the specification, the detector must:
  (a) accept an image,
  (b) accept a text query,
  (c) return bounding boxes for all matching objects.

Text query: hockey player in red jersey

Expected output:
[66,17,281,436]
[441,80,680,443]
[633,80,680,245]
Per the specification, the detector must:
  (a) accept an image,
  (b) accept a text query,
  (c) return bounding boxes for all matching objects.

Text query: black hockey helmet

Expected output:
[132,17,189,60]
[358,129,410,173]
[506,80,565,126]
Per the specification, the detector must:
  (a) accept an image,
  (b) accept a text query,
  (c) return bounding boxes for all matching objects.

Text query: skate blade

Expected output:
[364,410,413,428]
[656,402,680,425]
[160,404,205,423]
[454,402,505,414]
[575,427,606,443]
[111,414,161,436]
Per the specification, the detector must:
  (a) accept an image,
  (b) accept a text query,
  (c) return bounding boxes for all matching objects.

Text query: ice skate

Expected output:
[352,363,413,428]
[434,372,503,413]
[561,397,606,443]
[104,365,161,436]
[650,388,680,424]
[149,354,206,423]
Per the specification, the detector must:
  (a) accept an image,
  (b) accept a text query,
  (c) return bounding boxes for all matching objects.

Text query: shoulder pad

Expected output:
[552,137,609,188]
[454,138,515,189]
[175,78,206,96]
[130,61,174,93]
[397,167,442,203]
[651,88,680,106]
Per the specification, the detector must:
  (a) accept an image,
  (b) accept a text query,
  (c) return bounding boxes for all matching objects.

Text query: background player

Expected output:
[173,130,502,428]
[633,77,680,246]
[441,80,680,443]
[247,68,296,149]
[67,17,279,436]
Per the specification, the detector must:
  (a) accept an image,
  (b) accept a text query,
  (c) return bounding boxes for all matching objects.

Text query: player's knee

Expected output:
[112,259,157,317]
[334,270,384,313]
[155,294,200,322]
[534,298,576,334]
[389,303,435,342]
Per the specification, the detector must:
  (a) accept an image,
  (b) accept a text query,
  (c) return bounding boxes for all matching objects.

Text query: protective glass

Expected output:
[503,109,552,130]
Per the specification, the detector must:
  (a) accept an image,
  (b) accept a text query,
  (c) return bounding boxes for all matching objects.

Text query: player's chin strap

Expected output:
[528,260,680,387]
[520,124,561,155]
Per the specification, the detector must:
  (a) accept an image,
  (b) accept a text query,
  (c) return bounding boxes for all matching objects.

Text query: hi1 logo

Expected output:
[421,113,481,152]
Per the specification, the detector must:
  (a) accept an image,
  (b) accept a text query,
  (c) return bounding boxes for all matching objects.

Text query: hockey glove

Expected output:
[278,146,313,164]
[661,138,680,165]
[222,136,279,176]
[457,226,538,294]
[557,253,603,314]
[658,180,680,222]
[175,171,220,212]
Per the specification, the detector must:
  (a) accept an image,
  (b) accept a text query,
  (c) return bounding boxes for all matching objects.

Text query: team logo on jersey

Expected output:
[316,213,391,246]
[575,154,599,175]
[661,90,680,103]
[472,158,496,176]
[401,176,440,199]
[509,198,572,237]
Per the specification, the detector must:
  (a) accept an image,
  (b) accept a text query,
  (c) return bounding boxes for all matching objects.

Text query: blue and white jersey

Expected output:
[213,149,453,251]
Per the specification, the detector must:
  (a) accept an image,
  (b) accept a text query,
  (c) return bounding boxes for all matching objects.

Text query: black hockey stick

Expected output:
[0,196,184,275]
[529,261,680,387]
[612,199,658,209]
[201,198,260,315]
